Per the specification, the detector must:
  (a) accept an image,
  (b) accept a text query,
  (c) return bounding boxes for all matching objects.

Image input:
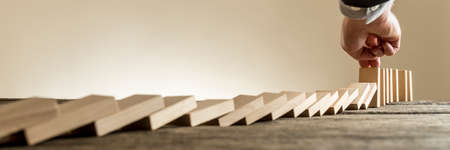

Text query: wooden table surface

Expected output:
[1,100,449,150]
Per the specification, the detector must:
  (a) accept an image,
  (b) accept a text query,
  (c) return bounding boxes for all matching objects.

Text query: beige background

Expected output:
[0,0,448,100]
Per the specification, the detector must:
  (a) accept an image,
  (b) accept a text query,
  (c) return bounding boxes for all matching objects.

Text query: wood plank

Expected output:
[218,95,264,127]
[326,89,349,115]
[271,91,306,119]
[361,83,378,109]
[317,91,339,116]
[408,70,414,101]
[360,67,383,108]
[93,95,165,137]
[24,95,119,145]
[393,69,400,102]
[300,92,328,117]
[245,93,287,124]
[283,92,317,118]
[348,83,371,110]
[0,98,59,140]
[340,88,359,112]
[398,70,408,101]
[9,104,450,150]
[175,100,234,127]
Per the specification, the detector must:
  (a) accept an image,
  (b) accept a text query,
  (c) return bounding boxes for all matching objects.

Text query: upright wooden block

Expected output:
[271,92,306,119]
[340,88,359,112]
[175,100,234,127]
[0,98,59,140]
[326,89,349,115]
[398,70,408,101]
[408,70,414,101]
[245,93,287,124]
[24,95,118,145]
[381,68,387,105]
[359,67,382,108]
[385,68,390,104]
[348,83,371,110]
[218,95,264,127]
[93,95,164,137]
[393,69,400,102]
[300,92,329,117]
[361,83,378,109]
[283,92,317,118]
[389,68,394,103]
[317,91,339,116]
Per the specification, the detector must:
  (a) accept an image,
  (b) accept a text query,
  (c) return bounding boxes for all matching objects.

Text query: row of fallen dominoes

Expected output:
[0,67,413,146]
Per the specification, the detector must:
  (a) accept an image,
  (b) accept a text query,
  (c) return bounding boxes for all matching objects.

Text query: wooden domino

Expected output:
[218,95,264,127]
[361,83,377,109]
[408,70,414,101]
[283,92,317,118]
[389,68,394,103]
[0,98,59,141]
[245,93,287,124]
[384,68,390,104]
[326,89,349,115]
[93,95,165,136]
[340,88,359,112]
[128,96,197,130]
[175,100,234,127]
[359,67,382,108]
[317,91,339,116]
[300,92,328,117]
[271,91,306,119]
[393,69,400,102]
[398,70,408,101]
[24,95,118,145]
[348,83,371,110]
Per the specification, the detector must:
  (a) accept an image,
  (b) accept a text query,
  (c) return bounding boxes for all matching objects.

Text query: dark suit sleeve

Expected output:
[342,0,390,8]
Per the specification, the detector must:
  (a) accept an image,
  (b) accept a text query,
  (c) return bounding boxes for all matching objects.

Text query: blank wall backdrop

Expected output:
[0,0,448,100]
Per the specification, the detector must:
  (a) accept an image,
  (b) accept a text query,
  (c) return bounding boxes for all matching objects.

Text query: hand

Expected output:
[341,10,401,68]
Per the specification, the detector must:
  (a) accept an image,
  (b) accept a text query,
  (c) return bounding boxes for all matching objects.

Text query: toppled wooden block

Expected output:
[93,95,164,137]
[24,95,118,145]
[340,88,359,112]
[245,93,287,124]
[282,92,316,118]
[218,95,264,127]
[359,67,382,108]
[0,98,59,142]
[130,96,198,130]
[361,83,378,109]
[175,100,234,127]
[317,91,339,116]
[398,70,408,101]
[300,92,327,117]
[326,89,349,115]
[0,99,22,106]
[348,83,371,110]
[271,91,306,119]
